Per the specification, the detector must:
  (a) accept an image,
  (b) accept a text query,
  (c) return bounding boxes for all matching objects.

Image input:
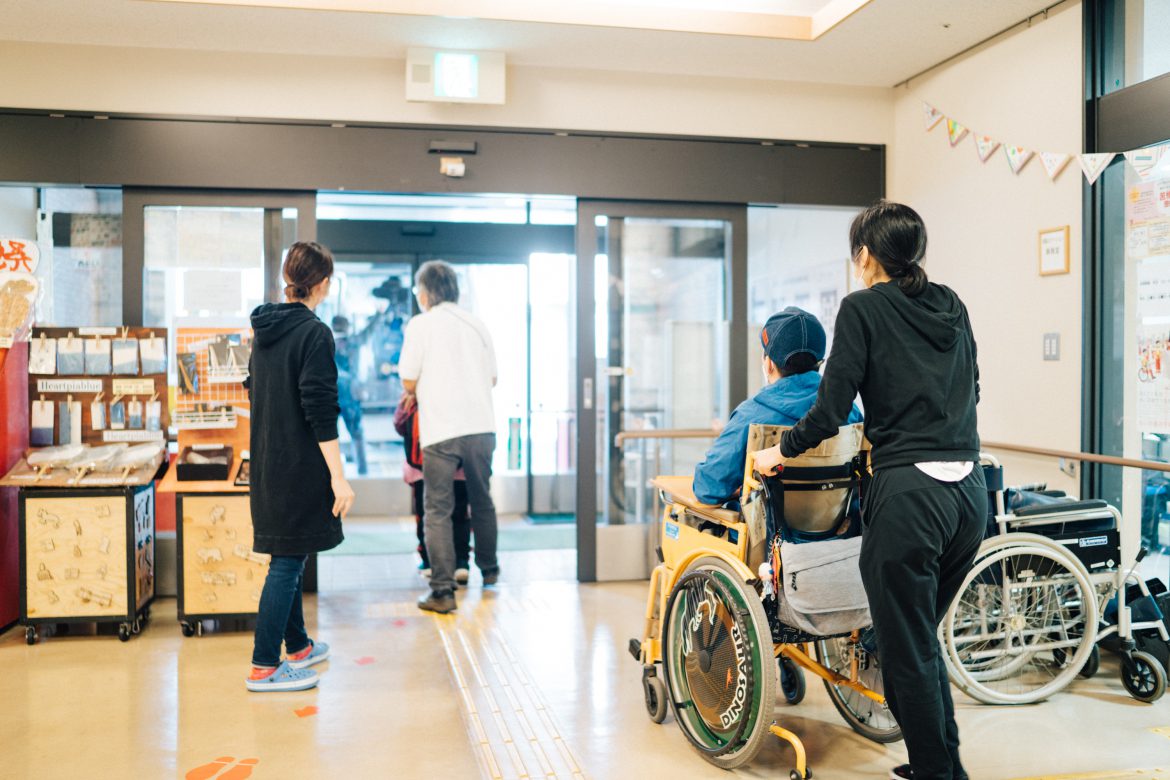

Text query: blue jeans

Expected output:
[252,554,310,667]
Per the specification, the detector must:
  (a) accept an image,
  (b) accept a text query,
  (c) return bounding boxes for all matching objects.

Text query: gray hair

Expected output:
[416,260,459,305]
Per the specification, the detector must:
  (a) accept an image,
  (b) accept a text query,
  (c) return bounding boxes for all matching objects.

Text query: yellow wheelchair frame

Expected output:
[631,426,898,777]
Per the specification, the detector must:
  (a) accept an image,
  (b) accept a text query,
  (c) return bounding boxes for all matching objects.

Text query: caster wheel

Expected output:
[117,623,132,642]
[25,627,37,646]
[180,621,196,638]
[642,672,669,724]
[779,655,806,705]
[1121,650,1167,703]
[789,768,812,780]
[1078,645,1100,679]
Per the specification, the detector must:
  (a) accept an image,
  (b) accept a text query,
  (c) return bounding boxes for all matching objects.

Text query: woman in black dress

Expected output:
[755,202,985,780]
[245,241,355,692]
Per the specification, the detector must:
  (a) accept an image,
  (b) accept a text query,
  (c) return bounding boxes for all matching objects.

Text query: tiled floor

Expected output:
[1,549,1169,780]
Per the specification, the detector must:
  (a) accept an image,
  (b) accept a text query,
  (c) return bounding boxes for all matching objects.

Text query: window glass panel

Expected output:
[1116,0,1170,90]
[1118,146,1170,553]
[452,264,530,475]
[142,205,270,386]
[30,187,123,327]
[746,205,859,397]
[317,262,413,479]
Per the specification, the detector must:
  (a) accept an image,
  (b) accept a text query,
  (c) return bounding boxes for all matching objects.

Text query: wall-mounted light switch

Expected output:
[1043,332,1060,361]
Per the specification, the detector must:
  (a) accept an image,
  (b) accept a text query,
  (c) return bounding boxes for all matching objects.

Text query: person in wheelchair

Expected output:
[692,306,862,519]
[755,202,984,780]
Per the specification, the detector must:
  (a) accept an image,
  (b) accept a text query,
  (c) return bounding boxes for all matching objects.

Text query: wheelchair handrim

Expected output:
[662,568,766,757]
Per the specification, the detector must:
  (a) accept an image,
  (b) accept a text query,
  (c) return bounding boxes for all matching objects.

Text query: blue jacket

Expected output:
[692,371,863,505]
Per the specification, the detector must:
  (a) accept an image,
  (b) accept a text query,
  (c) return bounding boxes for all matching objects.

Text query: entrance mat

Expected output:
[322,522,576,556]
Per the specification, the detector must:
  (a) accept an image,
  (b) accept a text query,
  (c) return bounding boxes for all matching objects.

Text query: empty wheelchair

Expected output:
[941,455,1169,704]
[630,424,900,778]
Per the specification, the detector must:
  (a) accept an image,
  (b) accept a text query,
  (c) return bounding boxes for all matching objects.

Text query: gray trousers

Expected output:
[423,433,499,594]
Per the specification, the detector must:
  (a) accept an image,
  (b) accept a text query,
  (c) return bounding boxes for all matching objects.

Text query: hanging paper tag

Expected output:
[974,135,1000,163]
[1004,145,1035,175]
[1039,152,1072,181]
[1124,147,1166,182]
[1078,153,1116,185]
[922,102,944,131]
[946,118,968,147]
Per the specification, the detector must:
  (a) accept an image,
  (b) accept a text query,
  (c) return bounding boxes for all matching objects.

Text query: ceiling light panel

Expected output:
[150,0,872,40]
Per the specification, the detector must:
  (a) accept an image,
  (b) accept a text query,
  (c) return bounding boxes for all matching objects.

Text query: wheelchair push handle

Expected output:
[745,450,783,494]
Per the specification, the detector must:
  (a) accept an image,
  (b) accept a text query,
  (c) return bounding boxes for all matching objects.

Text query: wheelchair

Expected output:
[941,454,1169,705]
[629,424,900,778]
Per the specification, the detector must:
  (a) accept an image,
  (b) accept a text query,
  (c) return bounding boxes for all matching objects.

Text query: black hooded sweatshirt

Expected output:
[247,302,344,555]
[780,281,980,470]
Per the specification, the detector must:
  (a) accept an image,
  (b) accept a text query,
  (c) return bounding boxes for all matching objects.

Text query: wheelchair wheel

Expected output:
[1121,651,1167,703]
[643,672,669,723]
[944,542,1098,705]
[778,655,806,705]
[662,557,775,769]
[814,635,902,743]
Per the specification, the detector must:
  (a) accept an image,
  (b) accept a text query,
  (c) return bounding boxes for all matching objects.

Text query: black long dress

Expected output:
[247,302,344,556]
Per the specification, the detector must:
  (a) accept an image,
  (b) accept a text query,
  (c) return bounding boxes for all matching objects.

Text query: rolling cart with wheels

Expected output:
[169,489,270,637]
[17,484,156,644]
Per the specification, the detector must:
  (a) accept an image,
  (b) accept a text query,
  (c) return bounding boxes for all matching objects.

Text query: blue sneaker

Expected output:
[245,661,318,692]
[287,640,330,670]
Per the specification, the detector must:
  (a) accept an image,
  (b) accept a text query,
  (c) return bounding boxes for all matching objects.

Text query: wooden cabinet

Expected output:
[19,484,155,643]
[176,493,269,635]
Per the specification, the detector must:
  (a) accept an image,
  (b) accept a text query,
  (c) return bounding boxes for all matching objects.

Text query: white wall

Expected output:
[0,41,892,146]
[889,1,1084,493]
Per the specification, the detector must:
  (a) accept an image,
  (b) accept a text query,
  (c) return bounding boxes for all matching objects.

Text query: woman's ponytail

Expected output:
[848,201,930,297]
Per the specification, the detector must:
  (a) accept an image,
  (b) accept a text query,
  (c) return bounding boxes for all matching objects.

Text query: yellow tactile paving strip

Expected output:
[434,611,589,780]
[1014,770,1170,779]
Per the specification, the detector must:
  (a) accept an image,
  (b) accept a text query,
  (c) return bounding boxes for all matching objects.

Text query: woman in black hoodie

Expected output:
[755,202,985,780]
[244,241,355,693]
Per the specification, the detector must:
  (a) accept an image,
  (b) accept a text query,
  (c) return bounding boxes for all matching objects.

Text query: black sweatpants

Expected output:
[860,464,986,780]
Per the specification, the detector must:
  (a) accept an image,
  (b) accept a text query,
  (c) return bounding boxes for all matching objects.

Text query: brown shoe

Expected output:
[482,570,500,586]
[417,590,456,614]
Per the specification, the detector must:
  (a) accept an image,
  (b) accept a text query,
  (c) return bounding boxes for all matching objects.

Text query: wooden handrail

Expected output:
[981,440,1170,474]
[614,428,721,446]
[613,429,1170,474]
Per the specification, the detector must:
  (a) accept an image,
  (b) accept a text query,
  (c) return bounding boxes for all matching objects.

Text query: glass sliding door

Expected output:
[575,201,746,582]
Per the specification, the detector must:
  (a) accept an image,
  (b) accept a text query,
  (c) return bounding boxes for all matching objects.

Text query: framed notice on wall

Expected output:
[1039,225,1071,276]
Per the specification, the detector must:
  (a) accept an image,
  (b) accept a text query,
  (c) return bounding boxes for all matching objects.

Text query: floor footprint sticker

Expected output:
[185,757,259,780]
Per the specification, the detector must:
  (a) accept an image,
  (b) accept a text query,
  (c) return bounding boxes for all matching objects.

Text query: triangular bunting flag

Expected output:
[974,135,1000,163]
[1039,152,1072,180]
[1078,153,1116,185]
[946,119,968,147]
[923,102,944,131]
[1124,147,1166,182]
[1004,145,1034,175]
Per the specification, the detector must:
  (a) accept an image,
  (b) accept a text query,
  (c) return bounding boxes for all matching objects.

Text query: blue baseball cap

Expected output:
[760,307,826,367]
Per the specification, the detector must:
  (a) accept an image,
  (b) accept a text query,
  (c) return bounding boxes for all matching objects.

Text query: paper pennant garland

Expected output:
[1078,153,1115,185]
[974,135,1000,163]
[923,102,944,131]
[1124,147,1165,182]
[946,119,968,147]
[1039,152,1072,180]
[922,102,1170,184]
[1004,145,1034,175]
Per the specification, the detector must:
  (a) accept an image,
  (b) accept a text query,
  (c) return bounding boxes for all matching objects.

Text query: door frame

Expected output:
[574,200,748,582]
[121,188,318,325]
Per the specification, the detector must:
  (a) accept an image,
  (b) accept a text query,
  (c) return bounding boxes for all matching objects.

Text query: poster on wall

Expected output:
[0,238,41,349]
[1130,154,1170,434]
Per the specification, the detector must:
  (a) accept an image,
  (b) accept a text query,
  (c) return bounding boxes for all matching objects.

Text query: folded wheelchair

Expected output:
[629,424,899,778]
[940,454,1169,705]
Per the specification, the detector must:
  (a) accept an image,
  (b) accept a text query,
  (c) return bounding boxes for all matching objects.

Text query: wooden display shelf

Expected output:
[157,457,248,495]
